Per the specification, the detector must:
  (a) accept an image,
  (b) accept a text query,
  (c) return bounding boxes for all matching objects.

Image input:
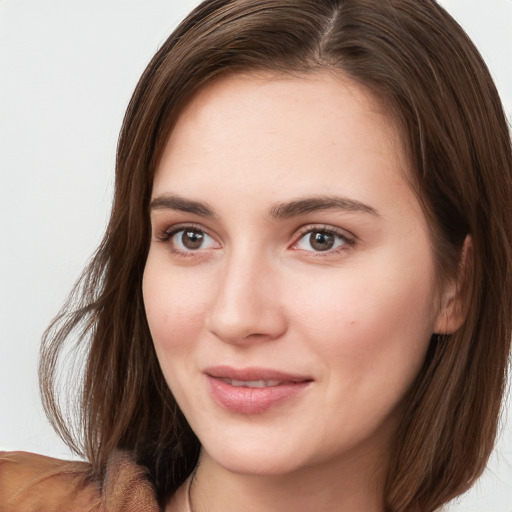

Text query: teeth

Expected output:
[222,378,281,388]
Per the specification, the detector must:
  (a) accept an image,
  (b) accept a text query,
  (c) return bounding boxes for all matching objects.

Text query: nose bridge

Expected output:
[206,242,285,343]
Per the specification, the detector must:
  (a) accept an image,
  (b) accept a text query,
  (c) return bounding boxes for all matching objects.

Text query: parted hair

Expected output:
[39,1,512,511]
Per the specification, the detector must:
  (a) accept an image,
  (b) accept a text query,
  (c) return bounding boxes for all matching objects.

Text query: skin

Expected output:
[143,72,460,512]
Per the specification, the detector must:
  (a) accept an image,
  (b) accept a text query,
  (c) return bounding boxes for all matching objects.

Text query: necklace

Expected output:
[185,466,198,512]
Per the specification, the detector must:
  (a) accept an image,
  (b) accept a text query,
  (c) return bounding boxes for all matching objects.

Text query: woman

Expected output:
[1,0,511,511]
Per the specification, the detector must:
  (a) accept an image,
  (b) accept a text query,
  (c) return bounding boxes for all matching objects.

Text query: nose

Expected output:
[205,250,287,345]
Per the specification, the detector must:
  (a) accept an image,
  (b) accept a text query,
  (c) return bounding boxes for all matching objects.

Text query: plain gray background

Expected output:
[1,1,511,510]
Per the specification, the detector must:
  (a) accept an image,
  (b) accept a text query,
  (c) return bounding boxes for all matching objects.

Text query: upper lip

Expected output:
[205,365,313,383]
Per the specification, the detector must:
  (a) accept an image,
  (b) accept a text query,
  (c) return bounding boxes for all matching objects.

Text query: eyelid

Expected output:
[155,222,221,254]
[156,222,214,240]
[290,224,356,252]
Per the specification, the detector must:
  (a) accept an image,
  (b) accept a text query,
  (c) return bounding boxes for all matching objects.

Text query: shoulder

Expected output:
[0,450,159,512]
[0,450,100,511]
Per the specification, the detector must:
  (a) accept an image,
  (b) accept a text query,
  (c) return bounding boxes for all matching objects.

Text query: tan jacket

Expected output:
[0,450,162,512]
[0,450,448,511]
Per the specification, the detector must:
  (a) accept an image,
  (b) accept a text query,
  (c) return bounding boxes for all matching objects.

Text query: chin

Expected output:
[202,442,308,476]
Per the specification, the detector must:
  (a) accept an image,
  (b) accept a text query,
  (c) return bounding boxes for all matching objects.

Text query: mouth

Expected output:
[219,378,283,388]
[205,366,313,414]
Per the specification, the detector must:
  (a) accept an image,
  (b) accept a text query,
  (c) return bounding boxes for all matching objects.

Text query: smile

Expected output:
[205,366,313,414]
[220,378,282,388]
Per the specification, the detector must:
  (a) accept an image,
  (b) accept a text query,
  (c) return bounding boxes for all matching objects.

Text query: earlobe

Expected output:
[434,235,473,335]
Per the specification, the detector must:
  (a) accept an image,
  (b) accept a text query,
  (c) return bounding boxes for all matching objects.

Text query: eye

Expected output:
[293,228,352,253]
[160,226,220,253]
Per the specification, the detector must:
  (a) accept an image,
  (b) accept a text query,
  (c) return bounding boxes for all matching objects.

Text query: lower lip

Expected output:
[207,376,311,414]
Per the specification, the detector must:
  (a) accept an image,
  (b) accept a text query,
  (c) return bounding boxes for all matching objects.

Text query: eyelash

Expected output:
[156,223,218,258]
[291,225,355,255]
[155,223,355,257]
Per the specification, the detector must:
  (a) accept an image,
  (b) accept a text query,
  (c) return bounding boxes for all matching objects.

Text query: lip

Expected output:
[205,365,313,414]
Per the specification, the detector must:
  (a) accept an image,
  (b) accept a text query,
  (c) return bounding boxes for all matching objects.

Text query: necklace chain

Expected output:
[186,466,197,512]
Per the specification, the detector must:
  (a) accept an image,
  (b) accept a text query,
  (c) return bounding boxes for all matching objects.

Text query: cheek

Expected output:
[287,252,437,395]
[142,256,209,361]
[143,258,217,416]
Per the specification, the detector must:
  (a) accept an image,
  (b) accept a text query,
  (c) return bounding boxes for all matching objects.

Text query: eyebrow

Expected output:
[150,195,216,217]
[268,196,379,219]
[150,194,379,218]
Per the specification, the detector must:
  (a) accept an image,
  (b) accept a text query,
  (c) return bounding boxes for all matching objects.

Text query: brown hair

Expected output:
[39,1,512,510]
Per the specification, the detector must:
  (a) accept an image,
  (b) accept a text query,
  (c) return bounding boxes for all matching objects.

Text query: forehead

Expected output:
[160,71,399,162]
[152,71,419,219]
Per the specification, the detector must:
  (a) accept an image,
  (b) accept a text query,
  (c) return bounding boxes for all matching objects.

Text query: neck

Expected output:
[189,449,387,512]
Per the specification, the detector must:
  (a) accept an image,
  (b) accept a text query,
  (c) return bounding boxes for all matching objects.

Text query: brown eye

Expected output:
[295,228,349,253]
[309,232,335,251]
[168,228,219,252]
[181,230,205,250]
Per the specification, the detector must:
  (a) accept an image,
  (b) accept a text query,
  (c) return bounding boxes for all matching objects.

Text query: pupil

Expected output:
[182,230,204,250]
[310,232,334,251]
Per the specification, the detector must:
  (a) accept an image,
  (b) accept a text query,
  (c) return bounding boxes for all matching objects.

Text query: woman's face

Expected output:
[143,72,449,477]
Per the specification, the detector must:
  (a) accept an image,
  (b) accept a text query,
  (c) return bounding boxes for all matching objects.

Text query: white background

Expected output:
[0,1,511,510]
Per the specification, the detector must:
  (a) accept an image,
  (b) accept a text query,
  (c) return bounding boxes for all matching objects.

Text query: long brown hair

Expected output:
[39,1,512,510]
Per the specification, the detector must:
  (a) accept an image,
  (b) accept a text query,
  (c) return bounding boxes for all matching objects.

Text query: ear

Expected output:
[433,235,473,335]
